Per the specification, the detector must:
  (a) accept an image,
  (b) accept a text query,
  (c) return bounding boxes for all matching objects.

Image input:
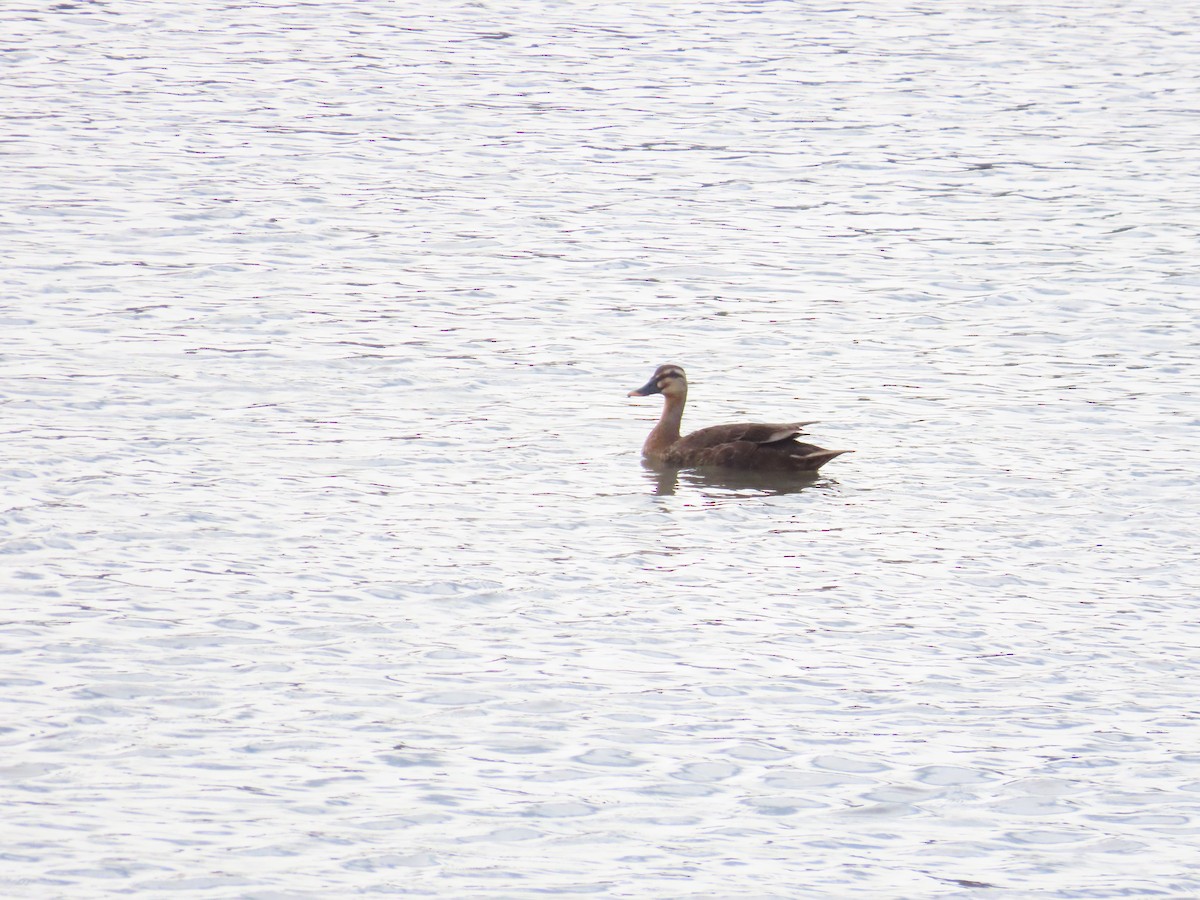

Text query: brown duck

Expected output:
[628,364,849,472]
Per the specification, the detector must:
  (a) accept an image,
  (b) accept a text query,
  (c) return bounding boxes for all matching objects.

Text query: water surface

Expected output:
[2,1,1199,897]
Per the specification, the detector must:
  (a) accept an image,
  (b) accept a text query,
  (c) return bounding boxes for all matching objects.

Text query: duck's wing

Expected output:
[674,421,818,453]
[685,440,850,472]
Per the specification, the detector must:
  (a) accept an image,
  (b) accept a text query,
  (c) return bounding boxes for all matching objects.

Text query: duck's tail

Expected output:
[793,448,852,471]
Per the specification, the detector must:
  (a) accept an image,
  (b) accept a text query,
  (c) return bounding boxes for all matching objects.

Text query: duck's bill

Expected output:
[627,377,662,397]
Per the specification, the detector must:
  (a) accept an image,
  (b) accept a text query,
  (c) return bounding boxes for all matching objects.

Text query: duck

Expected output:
[627,364,849,472]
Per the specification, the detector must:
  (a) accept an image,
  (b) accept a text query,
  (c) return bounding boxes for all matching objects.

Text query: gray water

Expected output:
[3,1,1199,897]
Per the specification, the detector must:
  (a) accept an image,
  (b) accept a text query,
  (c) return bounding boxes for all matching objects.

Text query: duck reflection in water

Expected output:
[642,459,826,497]
[627,364,849,492]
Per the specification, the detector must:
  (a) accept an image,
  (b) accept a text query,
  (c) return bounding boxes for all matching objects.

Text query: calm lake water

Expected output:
[3,1,1199,897]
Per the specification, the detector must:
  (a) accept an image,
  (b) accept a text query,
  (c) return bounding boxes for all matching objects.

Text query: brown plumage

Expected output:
[627,364,849,472]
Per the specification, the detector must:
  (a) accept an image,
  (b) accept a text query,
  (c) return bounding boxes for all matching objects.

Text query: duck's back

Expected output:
[673,421,816,453]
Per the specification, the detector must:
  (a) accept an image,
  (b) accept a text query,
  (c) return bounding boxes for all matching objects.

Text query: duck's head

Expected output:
[628,364,687,399]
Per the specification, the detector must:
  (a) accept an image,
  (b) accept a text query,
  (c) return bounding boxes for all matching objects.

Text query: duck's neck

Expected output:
[643,391,686,459]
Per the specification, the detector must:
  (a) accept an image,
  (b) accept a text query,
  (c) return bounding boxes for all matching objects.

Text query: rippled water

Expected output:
[3,1,1199,897]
